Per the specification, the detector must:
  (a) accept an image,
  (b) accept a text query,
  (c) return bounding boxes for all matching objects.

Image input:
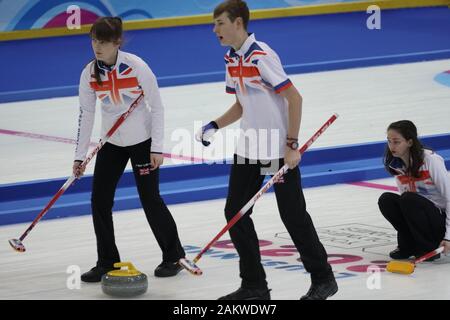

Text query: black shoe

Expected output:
[81,266,115,283]
[425,254,441,262]
[389,248,414,259]
[218,287,271,300]
[154,261,183,277]
[300,278,338,300]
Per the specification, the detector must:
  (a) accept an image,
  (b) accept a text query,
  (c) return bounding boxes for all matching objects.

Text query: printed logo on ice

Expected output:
[184,224,394,281]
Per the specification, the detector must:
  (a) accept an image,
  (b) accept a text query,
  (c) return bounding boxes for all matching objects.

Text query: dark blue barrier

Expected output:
[1,133,449,225]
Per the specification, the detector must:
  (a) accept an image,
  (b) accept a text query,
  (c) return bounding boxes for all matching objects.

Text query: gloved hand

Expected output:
[195,121,219,146]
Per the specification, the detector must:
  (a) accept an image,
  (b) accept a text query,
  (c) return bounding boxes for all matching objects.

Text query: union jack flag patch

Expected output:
[139,168,150,175]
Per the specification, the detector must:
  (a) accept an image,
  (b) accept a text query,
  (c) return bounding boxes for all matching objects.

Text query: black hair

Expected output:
[383,120,424,177]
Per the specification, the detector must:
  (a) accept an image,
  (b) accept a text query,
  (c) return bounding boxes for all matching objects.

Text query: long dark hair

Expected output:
[384,120,424,177]
[89,17,123,85]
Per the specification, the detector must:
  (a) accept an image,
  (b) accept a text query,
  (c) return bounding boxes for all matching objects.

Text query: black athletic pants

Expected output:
[225,155,333,289]
[378,192,446,256]
[91,138,185,268]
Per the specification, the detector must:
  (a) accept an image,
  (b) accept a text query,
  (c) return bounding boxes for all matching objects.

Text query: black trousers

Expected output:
[378,192,446,256]
[225,155,333,289]
[91,138,185,268]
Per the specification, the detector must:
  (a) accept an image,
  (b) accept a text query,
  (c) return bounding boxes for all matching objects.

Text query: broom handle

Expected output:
[415,246,444,264]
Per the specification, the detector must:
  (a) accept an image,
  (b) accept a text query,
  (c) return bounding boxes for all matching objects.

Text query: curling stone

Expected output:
[101,262,148,297]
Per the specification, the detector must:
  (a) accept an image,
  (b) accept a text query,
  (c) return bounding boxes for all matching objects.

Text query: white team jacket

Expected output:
[224,33,293,160]
[75,50,164,161]
[391,149,450,239]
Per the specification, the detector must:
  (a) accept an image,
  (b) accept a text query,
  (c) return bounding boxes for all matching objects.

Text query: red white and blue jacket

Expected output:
[75,50,164,160]
[224,33,294,160]
[390,149,450,239]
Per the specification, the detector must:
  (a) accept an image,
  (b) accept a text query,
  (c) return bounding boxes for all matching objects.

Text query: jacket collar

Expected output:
[388,157,407,175]
[97,49,122,73]
[229,33,255,58]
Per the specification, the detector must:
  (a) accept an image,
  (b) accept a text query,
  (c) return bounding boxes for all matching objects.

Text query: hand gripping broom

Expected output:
[179,114,339,275]
[9,93,144,252]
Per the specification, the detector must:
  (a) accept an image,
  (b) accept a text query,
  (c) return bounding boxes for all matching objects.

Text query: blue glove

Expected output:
[195,121,219,146]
